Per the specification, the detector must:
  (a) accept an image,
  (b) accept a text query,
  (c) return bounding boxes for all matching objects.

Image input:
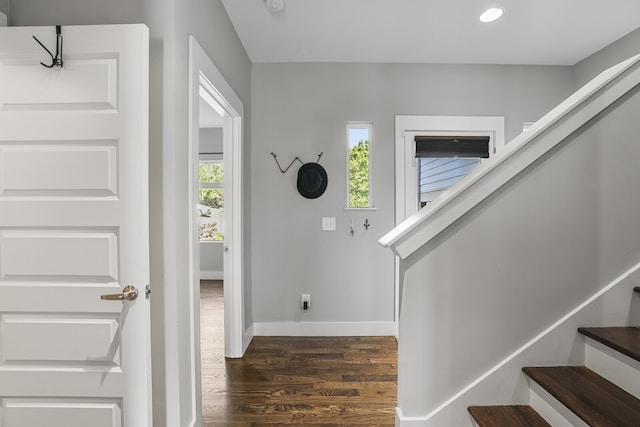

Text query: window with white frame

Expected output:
[199,155,224,241]
[347,123,374,208]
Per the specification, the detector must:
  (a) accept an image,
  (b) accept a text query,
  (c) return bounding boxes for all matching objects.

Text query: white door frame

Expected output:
[188,35,246,422]
[393,115,505,331]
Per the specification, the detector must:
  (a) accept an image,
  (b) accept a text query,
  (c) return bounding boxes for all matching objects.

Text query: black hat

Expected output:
[297,162,328,199]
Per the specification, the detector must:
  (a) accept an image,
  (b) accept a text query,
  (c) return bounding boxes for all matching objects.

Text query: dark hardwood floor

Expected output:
[200,280,398,426]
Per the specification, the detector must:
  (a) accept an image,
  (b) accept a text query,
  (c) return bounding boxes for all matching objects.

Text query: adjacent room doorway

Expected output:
[188,36,246,423]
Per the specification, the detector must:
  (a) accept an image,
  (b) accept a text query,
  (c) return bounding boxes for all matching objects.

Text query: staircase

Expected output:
[469,322,640,426]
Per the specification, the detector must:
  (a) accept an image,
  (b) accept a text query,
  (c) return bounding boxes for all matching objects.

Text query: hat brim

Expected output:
[297,163,328,199]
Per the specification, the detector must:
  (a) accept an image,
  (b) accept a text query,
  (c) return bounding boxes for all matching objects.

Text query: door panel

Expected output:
[1,315,119,363]
[2,59,118,110]
[0,230,118,280]
[3,399,121,427]
[1,144,117,195]
[0,24,150,426]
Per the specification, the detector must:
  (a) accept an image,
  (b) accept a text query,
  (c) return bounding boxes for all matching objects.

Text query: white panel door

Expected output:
[0,24,150,426]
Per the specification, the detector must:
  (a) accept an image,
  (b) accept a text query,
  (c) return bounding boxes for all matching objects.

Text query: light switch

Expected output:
[322,217,336,231]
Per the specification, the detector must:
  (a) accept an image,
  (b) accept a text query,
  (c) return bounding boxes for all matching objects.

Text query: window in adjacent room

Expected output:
[347,122,374,208]
[199,155,224,241]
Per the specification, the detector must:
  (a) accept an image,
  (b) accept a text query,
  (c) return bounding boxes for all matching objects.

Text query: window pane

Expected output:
[199,161,223,184]
[348,126,371,208]
[418,157,481,208]
[199,160,223,241]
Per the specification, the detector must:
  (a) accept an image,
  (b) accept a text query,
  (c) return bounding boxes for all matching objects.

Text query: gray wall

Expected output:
[201,242,224,274]
[8,1,252,426]
[396,73,640,420]
[9,0,145,25]
[250,63,573,327]
[158,2,251,425]
[0,0,8,18]
[574,26,640,88]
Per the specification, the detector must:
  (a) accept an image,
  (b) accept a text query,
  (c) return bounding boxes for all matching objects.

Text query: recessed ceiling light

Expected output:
[480,7,504,23]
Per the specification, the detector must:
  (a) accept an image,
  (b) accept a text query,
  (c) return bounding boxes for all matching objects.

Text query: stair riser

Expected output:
[585,337,640,399]
[529,381,588,427]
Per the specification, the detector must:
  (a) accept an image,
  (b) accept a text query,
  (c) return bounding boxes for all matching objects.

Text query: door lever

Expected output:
[101,285,139,301]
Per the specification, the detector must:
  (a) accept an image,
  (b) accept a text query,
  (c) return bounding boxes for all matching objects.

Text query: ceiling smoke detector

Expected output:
[265,0,285,13]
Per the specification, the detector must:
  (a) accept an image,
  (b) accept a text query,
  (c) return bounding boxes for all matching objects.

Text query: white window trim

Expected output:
[346,122,374,209]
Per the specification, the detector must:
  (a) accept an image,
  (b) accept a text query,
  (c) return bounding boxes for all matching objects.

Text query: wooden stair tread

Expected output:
[578,326,640,362]
[468,405,550,426]
[523,366,640,427]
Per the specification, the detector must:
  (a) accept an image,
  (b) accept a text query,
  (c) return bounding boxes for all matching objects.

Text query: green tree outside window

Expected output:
[349,139,370,207]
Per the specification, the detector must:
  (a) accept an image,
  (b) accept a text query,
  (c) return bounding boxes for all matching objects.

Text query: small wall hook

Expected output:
[349,219,355,237]
[32,25,63,68]
[364,219,371,231]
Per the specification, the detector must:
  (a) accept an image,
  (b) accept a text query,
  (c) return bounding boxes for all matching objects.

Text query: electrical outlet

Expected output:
[301,293,311,309]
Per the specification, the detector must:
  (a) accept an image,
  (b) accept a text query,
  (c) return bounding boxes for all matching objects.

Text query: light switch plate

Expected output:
[322,217,336,231]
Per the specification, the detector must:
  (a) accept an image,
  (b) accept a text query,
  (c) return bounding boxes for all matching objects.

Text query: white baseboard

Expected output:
[242,323,254,355]
[200,271,223,280]
[253,321,396,337]
[396,407,429,426]
[0,12,6,27]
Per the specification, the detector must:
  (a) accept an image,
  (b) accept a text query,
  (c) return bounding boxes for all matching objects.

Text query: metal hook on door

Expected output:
[32,25,63,68]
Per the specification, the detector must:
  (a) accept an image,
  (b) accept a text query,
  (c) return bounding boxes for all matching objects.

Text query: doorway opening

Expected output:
[188,36,246,423]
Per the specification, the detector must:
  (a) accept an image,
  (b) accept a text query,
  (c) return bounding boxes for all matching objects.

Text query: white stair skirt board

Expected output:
[584,337,640,399]
[253,321,396,337]
[529,381,588,427]
[394,262,640,426]
[200,271,223,280]
[395,407,432,427]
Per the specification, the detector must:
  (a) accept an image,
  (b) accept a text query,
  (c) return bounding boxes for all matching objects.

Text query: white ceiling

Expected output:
[221,0,640,65]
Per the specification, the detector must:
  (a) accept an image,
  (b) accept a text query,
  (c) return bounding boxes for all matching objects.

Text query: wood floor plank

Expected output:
[200,281,397,425]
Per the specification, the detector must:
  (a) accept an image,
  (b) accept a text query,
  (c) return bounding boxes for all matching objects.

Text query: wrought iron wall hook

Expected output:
[270,152,324,174]
[32,25,63,68]
[271,152,303,174]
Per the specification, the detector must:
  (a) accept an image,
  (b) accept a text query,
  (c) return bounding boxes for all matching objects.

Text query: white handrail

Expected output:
[379,53,640,260]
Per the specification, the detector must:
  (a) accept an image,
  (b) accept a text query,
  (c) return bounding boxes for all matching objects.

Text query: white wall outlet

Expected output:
[301,293,311,309]
[322,217,336,231]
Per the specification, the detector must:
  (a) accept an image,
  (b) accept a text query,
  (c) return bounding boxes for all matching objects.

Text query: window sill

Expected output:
[344,207,378,212]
